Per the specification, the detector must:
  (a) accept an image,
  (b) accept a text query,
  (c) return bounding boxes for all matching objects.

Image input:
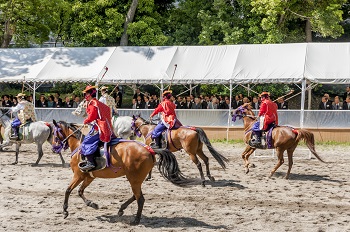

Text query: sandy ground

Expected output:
[0,141,349,232]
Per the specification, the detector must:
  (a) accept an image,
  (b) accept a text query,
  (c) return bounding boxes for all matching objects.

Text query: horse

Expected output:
[231,103,326,179]
[131,115,229,186]
[51,120,195,225]
[0,111,65,166]
[72,99,135,139]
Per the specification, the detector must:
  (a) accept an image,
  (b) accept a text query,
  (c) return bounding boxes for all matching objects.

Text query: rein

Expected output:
[132,117,152,138]
[52,123,82,154]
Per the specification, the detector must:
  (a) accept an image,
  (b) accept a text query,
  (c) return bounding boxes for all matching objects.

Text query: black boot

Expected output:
[151,137,161,149]
[250,131,261,147]
[10,127,19,140]
[79,155,96,171]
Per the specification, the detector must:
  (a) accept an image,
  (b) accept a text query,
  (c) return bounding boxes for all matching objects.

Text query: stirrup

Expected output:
[78,161,95,171]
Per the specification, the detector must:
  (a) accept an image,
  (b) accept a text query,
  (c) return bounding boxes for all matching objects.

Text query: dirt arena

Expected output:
[0,141,349,232]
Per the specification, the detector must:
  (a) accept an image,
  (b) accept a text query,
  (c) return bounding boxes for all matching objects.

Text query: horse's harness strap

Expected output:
[168,129,181,151]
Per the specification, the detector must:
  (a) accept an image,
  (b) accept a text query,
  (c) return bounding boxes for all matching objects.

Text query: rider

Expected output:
[99,86,118,117]
[80,85,113,171]
[149,89,181,149]
[10,93,36,140]
[251,92,278,147]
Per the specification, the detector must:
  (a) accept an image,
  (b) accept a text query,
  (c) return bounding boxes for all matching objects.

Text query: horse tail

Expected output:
[46,122,54,143]
[296,129,327,163]
[153,149,200,187]
[195,127,229,169]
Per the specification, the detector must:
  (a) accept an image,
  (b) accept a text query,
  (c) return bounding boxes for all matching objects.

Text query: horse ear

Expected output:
[132,115,135,119]
[138,113,141,117]
[53,119,58,126]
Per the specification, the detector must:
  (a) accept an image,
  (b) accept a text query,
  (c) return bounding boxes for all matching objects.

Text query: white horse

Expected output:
[0,111,66,166]
[72,100,135,140]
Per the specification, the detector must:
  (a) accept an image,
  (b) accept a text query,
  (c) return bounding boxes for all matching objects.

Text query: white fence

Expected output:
[1,107,349,128]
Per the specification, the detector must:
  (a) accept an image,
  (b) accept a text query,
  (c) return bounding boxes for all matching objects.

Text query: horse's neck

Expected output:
[68,136,81,152]
[243,117,255,131]
[0,117,11,128]
[141,123,154,138]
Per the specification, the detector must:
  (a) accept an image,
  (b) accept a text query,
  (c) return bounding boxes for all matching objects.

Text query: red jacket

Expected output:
[258,99,278,130]
[84,98,113,142]
[150,98,177,128]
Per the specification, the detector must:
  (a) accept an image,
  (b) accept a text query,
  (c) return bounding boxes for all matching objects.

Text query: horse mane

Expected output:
[139,116,157,125]
[58,121,84,140]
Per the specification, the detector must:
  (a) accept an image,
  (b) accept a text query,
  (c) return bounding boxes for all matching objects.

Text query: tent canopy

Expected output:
[1,43,350,84]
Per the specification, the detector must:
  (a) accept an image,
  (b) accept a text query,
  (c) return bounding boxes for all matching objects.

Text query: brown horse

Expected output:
[131,115,229,186]
[232,103,326,179]
[51,120,195,225]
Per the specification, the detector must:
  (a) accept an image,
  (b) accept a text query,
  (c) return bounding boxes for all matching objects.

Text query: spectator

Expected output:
[37,95,48,107]
[201,96,209,109]
[208,97,219,109]
[343,86,350,101]
[73,96,81,108]
[231,95,242,109]
[332,96,343,110]
[251,96,260,109]
[54,96,62,108]
[135,95,145,109]
[319,96,332,110]
[191,97,203,109]
[12,97,18,106]
[324,93,333,105]
[184,96,192,109]
[343,97,350,110]
[63,96,73,108]
[277,97,288,110]
[175,96,184,109]
[133,88,144,101]
[113,86,123,108]
[47,95,55,108]
[144,96,151,109]
[54,93,63,104]
[27,94,34,103]
[2,95,13,107]
[131,98,137,109]
[219,98,230,109]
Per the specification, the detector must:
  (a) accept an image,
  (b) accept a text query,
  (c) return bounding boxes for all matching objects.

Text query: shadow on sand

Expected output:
[97,214,228,230]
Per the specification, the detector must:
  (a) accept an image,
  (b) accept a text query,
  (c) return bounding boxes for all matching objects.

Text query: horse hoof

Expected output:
[249,163,256,168]
[201,181,206,187]
[130,219,140,226]
[118,210,124,217]
[90,203,99,209]
[63,211,69,219]
[11,162,18,165]
[31,164,38,167]
[245,168,249,174]
[209,176,215,182]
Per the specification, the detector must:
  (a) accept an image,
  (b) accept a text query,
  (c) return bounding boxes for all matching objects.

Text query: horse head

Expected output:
[72,99,87,117]
[131,114,145,137]
[52,120,70,154]
[232,103,255,122]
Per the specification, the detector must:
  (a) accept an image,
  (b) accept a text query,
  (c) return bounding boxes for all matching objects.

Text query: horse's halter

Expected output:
[131,116,148,138]
[232,106,247,122]
[52,123,69,154]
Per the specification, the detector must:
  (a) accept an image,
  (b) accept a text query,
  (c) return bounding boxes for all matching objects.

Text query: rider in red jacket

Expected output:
[251,92,278,147]
[149,90,181,148]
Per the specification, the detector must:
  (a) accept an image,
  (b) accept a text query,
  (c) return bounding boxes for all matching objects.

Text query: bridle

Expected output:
[52,123,82,154]
[131,116,148,138]
[232,105,257,122]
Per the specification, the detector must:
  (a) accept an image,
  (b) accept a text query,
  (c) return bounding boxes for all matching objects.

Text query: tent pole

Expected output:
[300,79,306,128]
[307,81,312,110]
[160,80,164,102]
[227,80,233,142]
[33,82,36,107]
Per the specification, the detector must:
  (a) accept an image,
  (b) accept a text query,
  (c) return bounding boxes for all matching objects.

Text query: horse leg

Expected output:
[145,169,152,181]
[63,174,84,219]
[241,146,255,174]
[285,146,296,179]
[32,142,44,166]
[118,195,136,217]
[78,176,98,209]
[118,183,144,225]
[270,148,285,178]
[58,152,66,168]
[12,143,21,165]
[196,147,214,182]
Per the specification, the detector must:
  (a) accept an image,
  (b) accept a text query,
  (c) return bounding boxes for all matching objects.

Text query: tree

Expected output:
[120,0,139,46]
[0,0,69,48]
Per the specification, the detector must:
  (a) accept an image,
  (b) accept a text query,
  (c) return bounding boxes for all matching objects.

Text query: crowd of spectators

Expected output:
[318,86,350,110]
[2,86,350,111]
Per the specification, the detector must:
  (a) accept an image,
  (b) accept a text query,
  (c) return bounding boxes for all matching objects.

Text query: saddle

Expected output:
[249,124,277,149]
[10,121,32,141]
[159,120,183,149]
[78,137,123,173]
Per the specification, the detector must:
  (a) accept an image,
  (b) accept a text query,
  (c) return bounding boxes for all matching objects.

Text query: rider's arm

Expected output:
[258,102,267,117]
[10,103,24,113]
[150,104,163,117]
[83,105,98,124]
